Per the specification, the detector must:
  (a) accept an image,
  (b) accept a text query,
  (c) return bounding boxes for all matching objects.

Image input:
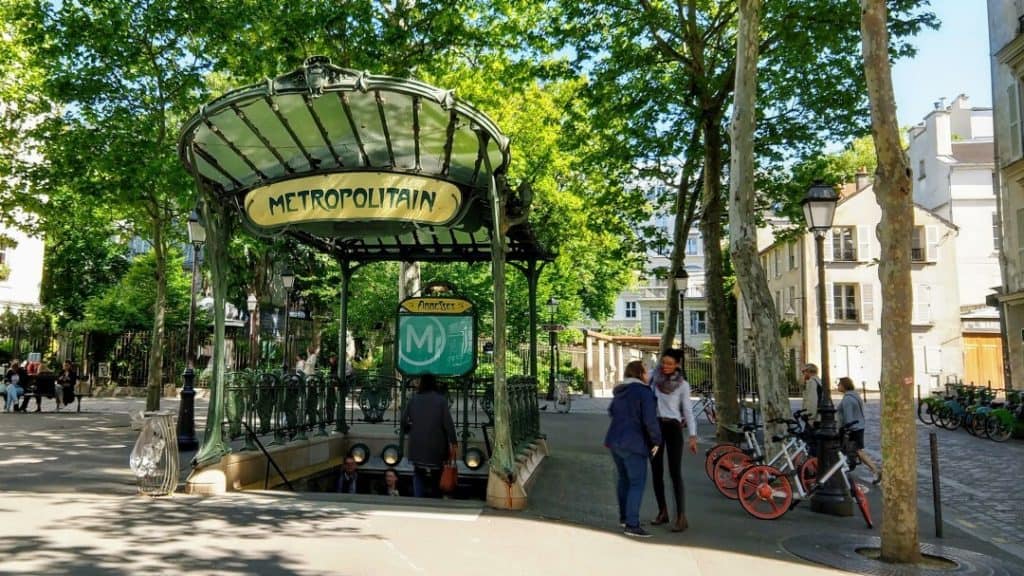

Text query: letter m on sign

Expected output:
[407,324,434,354]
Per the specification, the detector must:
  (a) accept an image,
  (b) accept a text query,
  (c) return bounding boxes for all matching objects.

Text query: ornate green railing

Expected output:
[220,370,540,462]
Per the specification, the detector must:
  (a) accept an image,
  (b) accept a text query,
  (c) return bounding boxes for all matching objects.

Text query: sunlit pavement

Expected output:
[0,396,1018,575]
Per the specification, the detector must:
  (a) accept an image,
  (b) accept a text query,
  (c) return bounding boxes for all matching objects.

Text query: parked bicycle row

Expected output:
[917,384,1023,442]
[702,409,874,529]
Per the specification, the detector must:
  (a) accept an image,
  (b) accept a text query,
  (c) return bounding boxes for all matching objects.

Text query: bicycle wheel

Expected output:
[713,450,752,499]
[737,465,793,520]
[986,415,1013,443]
[917,400,933,425]
[970,412,989,437]
[799,456,819,491]
[704,444,740,480]
[704,404,717,425]
[851,478,873,529]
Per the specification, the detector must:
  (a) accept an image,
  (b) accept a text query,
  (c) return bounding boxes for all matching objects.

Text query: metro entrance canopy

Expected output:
[177,56,549,507]
[178,55,548,263]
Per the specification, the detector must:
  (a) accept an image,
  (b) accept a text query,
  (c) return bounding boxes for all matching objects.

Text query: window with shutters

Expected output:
[788,242,797,270]
[689,310,707,335]
[625,301,637,319]
[913,284,933,324]
[911,226,926,262]
[774,250,781,278]
[776,290,782,315]
[788,286,797,315]
[832,283,859,322]
[832,227,856,261]
[1017,208,1024,264]
[686,236,699,255]
[650,310,665,334]
[993,212,1002,253]
[918,159,926,180]
[1009,82,1023,161]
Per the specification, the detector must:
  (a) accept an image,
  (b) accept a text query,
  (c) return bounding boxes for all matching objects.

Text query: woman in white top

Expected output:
[648,348,698,533]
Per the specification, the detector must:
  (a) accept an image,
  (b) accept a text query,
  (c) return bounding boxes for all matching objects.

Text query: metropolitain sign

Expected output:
[244,172,462,228]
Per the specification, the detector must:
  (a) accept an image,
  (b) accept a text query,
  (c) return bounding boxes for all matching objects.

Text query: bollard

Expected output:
[861,381,867,402]
[917,384,921,404]
[929,431,943,538]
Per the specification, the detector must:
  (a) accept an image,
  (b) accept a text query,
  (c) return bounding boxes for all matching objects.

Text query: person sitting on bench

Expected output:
[19,364,56,413]
[56,361,77,408]
[4,360,27,413]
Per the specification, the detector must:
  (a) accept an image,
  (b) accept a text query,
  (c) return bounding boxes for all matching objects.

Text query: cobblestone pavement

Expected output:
[860,397,1024,561]
[553,394,1024,563]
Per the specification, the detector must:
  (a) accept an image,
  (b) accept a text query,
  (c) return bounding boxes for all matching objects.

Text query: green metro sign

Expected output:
[396,296,477,377]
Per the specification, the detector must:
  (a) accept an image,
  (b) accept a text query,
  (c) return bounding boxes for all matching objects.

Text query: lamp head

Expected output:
[281,269,295,290]
[187,210,206,245]
[801,181,838,234]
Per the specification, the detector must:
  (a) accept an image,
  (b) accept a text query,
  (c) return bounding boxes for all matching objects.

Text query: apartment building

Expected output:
[606,226,710,351]
[738,182,962,391]
[0,221,44,312]
[987,0,1024,390]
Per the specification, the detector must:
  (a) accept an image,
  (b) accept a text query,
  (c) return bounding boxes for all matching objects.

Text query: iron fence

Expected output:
[221,369,540,459]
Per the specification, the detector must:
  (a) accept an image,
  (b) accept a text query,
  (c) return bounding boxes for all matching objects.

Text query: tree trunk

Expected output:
[727,0,788,450]
[860,0,920,563]
[145,216,167,411]
[700,114,739,440]
[660,129,704,354]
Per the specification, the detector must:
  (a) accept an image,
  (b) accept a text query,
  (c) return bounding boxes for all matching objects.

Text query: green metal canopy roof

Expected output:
[178,56,549,263]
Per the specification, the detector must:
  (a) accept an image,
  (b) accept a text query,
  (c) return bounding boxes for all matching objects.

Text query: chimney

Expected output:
[855,167,871,192]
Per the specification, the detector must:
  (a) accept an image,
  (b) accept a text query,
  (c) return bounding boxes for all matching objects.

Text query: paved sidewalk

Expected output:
[0,397,1020,575]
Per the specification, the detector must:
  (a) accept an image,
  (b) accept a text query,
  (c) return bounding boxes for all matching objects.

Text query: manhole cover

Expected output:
[781,533,1021,575]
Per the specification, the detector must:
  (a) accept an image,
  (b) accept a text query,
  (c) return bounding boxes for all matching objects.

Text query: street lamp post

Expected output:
[247,293,258,369]
[280,269,295,373]
[178,211,205,451]
[674,268,689,355]
[802,182,850,516]
[546,296,558,402]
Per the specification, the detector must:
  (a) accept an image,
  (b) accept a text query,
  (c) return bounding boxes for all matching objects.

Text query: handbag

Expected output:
[439,460,458,493]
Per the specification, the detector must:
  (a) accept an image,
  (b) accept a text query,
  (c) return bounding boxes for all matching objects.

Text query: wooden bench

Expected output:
[20,374,91,413]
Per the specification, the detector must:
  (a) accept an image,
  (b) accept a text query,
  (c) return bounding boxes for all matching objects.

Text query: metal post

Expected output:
[336,263,351,434]
[930,431,943,537]
[810,231,852,516]
[679,289,686,357]
[547,327,556,401]
[527,260,540,379]
[178,241,201,451]
[282,290,291,373]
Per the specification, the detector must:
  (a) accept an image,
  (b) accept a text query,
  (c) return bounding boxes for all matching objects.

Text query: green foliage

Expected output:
[78,250,190,333]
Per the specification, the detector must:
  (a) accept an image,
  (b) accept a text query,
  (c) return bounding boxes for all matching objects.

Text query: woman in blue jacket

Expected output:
[604,360,662,538]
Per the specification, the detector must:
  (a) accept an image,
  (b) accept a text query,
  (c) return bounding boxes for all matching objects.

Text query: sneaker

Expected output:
[623,526,652,538]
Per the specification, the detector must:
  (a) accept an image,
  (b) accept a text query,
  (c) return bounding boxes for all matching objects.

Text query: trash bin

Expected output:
[129,410,180,496]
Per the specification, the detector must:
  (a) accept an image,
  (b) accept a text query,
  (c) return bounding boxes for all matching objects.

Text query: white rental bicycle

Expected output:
[733,421,873,528]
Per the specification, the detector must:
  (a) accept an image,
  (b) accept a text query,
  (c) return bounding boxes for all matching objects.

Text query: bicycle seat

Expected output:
[741,423,762,432]
[989,402,1005,409]
[839,420,860,430]
[770,434,790,443]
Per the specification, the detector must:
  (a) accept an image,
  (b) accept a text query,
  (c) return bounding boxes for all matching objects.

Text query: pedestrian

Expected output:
[648,348,698,533]
[381,468,401,496]
[336,456,361,494]
[57,361,77,408]
[4,360,27,413]
[801,363,822,421]
[401,374,457,498]
[604,360,661,538]
[837,376,882,484]
[306,346,319,373]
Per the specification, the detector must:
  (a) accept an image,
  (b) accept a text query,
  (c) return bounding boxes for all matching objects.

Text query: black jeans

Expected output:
[651,419,685,517]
